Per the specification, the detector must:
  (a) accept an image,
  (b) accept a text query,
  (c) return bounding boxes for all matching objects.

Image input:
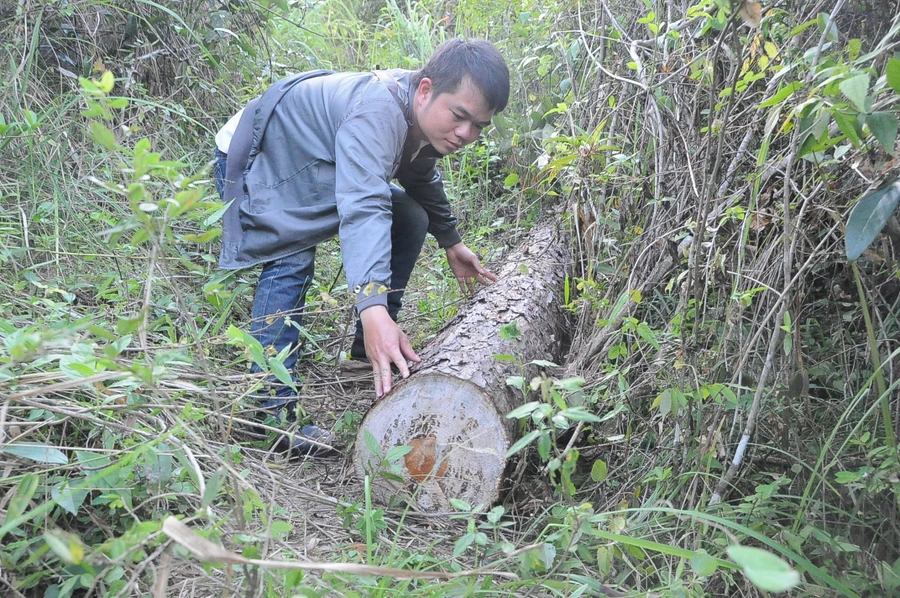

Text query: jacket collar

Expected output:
[380,69,443,160]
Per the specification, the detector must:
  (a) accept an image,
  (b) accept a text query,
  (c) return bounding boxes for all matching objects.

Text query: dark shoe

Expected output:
[273,423,337,457]
[256,398,336,457]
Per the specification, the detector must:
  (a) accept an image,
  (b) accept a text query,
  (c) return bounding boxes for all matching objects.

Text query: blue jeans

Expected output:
[213,150,427,396]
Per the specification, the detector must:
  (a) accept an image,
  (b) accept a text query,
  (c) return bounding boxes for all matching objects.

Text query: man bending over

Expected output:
[213,39,509,454]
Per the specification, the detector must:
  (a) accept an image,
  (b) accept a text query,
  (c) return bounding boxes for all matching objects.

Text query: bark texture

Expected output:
[354,220,571,511]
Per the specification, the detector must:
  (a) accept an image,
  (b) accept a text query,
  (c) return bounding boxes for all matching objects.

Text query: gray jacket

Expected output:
[218,69,462,312]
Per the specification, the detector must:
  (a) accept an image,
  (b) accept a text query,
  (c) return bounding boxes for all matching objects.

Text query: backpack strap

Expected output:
[219,69,333,266]
[372,70,413,127]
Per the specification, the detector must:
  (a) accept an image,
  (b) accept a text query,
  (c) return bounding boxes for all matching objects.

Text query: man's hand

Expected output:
[446,242,497,294]
[359,305,421,397]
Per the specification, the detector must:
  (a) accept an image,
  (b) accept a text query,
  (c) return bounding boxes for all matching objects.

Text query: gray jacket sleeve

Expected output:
[334,100,407,313]
[396,155,463,248]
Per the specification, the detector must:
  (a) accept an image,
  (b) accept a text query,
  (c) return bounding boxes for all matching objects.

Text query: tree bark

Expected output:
[354,220,571,511]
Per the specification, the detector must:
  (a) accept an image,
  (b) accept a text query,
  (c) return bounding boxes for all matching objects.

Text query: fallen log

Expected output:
[354,220,570,511]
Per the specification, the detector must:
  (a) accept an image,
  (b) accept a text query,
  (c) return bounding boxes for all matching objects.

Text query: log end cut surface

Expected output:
[354,373,510,511]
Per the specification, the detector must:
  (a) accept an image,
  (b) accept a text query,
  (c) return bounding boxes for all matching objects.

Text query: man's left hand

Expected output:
[446,242,497,294]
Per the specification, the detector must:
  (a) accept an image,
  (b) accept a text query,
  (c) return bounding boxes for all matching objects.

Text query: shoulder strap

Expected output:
[219,69,333,263]
[372,70,413,127]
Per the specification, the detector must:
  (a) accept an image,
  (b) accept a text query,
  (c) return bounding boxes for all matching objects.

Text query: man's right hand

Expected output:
[359,305,421,397]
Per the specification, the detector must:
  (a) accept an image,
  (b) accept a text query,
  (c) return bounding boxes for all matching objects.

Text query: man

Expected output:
[213,39,509,454]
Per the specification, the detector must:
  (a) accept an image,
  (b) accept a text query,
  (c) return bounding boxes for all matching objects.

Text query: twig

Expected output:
[4,371,131,400]
[808,0,847,76]
[710,137,798,505]
[162,516,519,579]
[542,421,585,474]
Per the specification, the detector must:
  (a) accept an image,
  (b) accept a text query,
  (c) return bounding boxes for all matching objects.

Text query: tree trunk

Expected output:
[354,220,570,511]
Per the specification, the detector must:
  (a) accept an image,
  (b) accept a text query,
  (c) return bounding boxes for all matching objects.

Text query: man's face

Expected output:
[413,77,495,155]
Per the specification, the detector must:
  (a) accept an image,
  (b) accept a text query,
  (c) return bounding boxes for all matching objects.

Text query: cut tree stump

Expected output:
[354,220,570,511]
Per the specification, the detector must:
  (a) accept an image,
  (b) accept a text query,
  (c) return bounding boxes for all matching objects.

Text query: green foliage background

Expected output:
[1,0,899,596]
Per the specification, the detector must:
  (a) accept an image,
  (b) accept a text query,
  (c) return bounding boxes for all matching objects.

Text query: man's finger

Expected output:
[373,367,384,397]
[390,347,410,379]
[481,270,498,283]
[378,360,394,395]
[476,265,498,282]
[401,336,421,363]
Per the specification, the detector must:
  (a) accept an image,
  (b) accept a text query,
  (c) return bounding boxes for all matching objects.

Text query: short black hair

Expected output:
[412,39,509,113]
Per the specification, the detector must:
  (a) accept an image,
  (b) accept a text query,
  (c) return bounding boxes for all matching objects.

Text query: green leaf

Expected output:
[839,74,869,113]
[538,543,556,569]
[98,70,115,93]
[449,498,471,511]
[816,12,839,43]
[492,353,516,362]
[506,376,526,391]
[727,545,800,593]
[757,82,802,108]
[116,315,143,335]
[499,321,521,341]
[364,430,381,458]
[591,528,734,570]
[636,321,660,349]
[505,429,542,458]
[607,291,630,325]
[1,442,68,464]
[204,200,232,226]
[527,359,558,368]
[537,433,551,460]
[226,325,267,369]
[453,533,475,556]
[79,76,99,93]
[131,228,150,245]
[270,520,292,539]
[590,459,608,483]
[833,110,863,147]
[503,172,519,187]
[560,407,603,423]
[692,549,719,577]
[507,401,542,419]
[886,57,900,94]
[867,112,898,154]
[89,122,118,150]
[268,357,296,391]
[835,470,863,483]
[554,377,585,391]
[653,390,672,418]
[384,445,413,462]
[200,467,226,511]
[182,229,222,243]
[788,18,818,38]
[4,473,39,529]
[882,559,900,591]
[845,179,900,260]
[44,530,85,565]
[51,481,88,515]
